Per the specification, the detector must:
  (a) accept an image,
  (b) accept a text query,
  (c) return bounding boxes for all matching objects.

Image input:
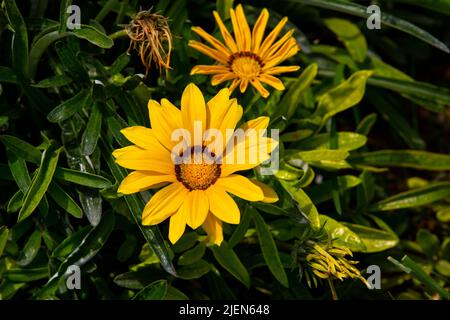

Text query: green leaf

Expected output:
[0,227,9,258]
[177,259,211,280]
[47,89,92,123]
[54,168,112,188]
[18,144,62,222]
[297,132,367,151]
[4,0,29,78]
[81,103,102,156]
[279,180,320,230]
[319,215,365,251]
[228,205,252,247]
[343,223,398,253]
[252,208,289,287]
[0,135,41,164]
[178,243,206,266]
[211,242,250,287]
[216,0,234,20]
[271,63,318,130]
[133,280,168,300]
[369,182,450,211]
[16,230,42,266]
[47,181,83,218]
[59,0,72,33]
[315,70,373,128]
[289,0,450,53]
[349,150,450,171]
[72,25,114,49]
[51,226,92,258]
[388,255,450,299]
[3,267,48,282]
[324,18,367,62]
[7,150,31,193]
[165,286,189,300]
[34,212,115,298]
[32,74,72,88]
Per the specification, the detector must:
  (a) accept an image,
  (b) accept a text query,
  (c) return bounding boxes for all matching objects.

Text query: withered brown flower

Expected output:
[125,10,173,77]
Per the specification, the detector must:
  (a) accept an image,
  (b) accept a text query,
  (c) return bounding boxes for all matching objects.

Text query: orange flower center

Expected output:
[175,147,221,190]
[229,52,264,80]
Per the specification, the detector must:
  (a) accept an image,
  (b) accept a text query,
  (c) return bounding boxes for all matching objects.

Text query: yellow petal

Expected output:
[235,4,252,51]
[211,72,237,86]
[258,17,288,57]
[181,83,207,140]
[229,8,244,51]
[112,145,143,159]
[114,147,174,174]
[215,174,264,201]
[120,126,163,150]
[221,135,274,170]
[184,190,209,229]
[206,88,231,130]
[250,79,269,98]
[142,182,189,225]
[206,185,240,224]
[191,65,230,75]
[213,11,238,52]
[188,40,229,64]
[263,38,299,69]
[202,213,224,245]
[264,66,300,75]
[240,116,269,131]
[252,8,269,52]
[118,171,176,194]
[250,179,279,203]
[192,26,231,56]
[239,79,249,93]
[148,99,183,151]
[261,29,295,60]
[229,79,240,93]
[168,209,186,244]
[258,74,285,90]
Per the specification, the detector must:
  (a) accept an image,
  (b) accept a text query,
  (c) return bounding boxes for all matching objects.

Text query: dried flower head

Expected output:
[125,10,173,77]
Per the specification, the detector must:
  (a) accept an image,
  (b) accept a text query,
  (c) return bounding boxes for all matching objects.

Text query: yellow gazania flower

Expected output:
[189,4,300,98]
[113,83,278,245]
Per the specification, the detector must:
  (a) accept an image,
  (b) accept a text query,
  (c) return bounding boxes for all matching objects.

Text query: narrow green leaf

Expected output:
[289,0,450,53]
[47,181,83,218]
[0,66,18,83]
[252,208,289,287]
[7,190,24,213]
[369,182,450,211]
[16,230,42,266]
[51,226,91,258]
[7,150,31,193]
[297,132,367,151]
[81,103,102,156]
[279,180,321,230]
[343,223,398,253]
[308,175,361,204]
[388,255,450,299]
[228,205,252,248]
[324,18,367,62]
[4,0,29,78]
[32,74,72,88]
[315,70,373,127]
[18,144,62,222]
[349,150,450,171]
[4,267,48,282]
[211,242,250,287]
[59,0,72,33]
[133,280,168,300]
[54,168,112,188]
[0,135,41,164]
[320,215,365,251]
[177,260,211,280]
[72,25,114,48]
[47,89,92,123]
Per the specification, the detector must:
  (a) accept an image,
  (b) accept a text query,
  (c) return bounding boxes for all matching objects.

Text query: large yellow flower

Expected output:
[113,83,278,245]
[189,4,300,98]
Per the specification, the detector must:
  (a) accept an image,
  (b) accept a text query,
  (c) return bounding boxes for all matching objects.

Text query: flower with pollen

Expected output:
[189,4,300,98]
[113,83,279,245]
